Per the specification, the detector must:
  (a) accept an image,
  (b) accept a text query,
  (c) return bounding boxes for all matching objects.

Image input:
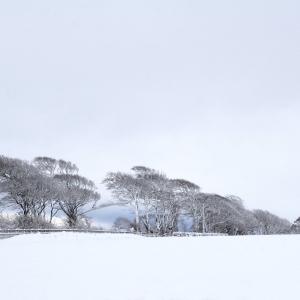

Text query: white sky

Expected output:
[1,1,299,224]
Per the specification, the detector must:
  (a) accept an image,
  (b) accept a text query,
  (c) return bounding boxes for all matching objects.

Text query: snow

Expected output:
[0,233,299,300]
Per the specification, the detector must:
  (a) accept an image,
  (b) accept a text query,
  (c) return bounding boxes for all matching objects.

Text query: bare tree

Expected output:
[131,166,177,234]
[291,217,300,233]
[134,167,179,234]
[145,170,172,234]
[0,155,64,227]
[33,157,61,222]
[33,157,59,176]
[1,156,43,216]
[102,171,143,231]
[55,174,101,228]
[102,166,181,234]
[172,179,202,232]
[217,196,259,235]
[34,157,101,228]
[253,209,291,235]
[131,166,155,233]
[112,216,132,231]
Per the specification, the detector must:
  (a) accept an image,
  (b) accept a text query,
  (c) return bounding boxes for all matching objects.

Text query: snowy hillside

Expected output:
[1,233,299,300]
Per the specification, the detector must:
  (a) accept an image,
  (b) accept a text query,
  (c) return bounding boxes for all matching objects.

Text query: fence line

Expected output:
[0,229,228,236]
[0,229,131,234]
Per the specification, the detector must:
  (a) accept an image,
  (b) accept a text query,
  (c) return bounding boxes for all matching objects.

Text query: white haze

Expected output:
[0,1,299,224]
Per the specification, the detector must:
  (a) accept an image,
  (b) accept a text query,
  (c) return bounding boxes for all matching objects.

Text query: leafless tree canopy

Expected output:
[1,155,293,234]
[103,166,292,235]
[0,155,101,228]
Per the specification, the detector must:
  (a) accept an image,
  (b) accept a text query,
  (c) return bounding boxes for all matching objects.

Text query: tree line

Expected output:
[0,155,101,229]
[103,166,292,235]
[0,155,296,235]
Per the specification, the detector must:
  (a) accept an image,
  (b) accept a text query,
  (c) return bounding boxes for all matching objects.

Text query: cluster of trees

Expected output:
[291,217,300,234]
[0,155,294,235]
[104,166,292,235]
[0,155,101,228]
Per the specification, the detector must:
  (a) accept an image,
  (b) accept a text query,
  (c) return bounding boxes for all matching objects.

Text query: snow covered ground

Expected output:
[1,233,299,300]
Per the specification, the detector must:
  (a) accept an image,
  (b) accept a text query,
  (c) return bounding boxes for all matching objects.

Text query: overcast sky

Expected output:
[1,1,299,226]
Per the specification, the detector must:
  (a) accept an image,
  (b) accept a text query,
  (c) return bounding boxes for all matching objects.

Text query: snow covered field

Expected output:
[1,233,299,300]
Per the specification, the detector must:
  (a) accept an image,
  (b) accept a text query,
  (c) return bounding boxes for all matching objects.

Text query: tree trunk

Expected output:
[202,203,206,233]
[134,196,140,232]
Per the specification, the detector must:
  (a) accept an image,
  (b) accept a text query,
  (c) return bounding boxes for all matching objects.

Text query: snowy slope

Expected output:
[0,233,299,300]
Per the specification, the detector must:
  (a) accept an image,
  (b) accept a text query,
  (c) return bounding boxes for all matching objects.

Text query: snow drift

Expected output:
[1,232,299,300]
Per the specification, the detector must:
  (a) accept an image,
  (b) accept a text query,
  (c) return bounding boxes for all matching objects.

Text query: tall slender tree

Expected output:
[103,171,143,231]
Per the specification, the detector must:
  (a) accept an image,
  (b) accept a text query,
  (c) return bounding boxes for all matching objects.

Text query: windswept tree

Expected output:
[112,216,132,231]
[33,156,79,176]
[216,195,259,235]
[181,192,251,234]
[291,217,300,233]
[0,155,62,227]
[102,170,144,231]
[253,209,291,235]
[56,173,101,227]
[1,156,44,216]
[203,195,243,234]
[152,178,187,234]
[33,156,79,222]
[131,166,175,234]
[103,166,185,234]
[33,157,101,228]
[33,157,59,176]
[1,155,102,228]
[130,166,155,233]
[128,166,180,234]
[178,190,214,233]
[172,179,202,232]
